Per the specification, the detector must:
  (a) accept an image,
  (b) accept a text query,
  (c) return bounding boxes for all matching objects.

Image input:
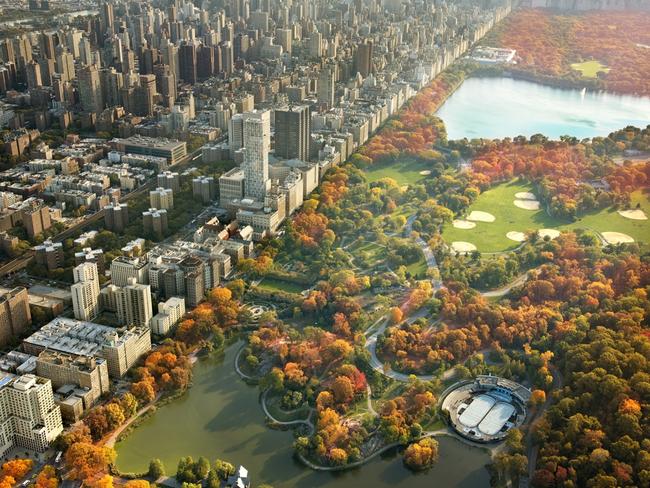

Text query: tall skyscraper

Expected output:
[55,48,75,82]
[39,32,57,60]
[219,41,233,75]
[26,60,42,89]
[274,105,310,161]
[276,28,292,55]
[243,110,271,201]
[71,262,100,321]
[318,64,336,108]
[133,74,156,116]
[355,40,373,77]
[179,43,197,84]
[78,64,104,113]
[100,3,115,36]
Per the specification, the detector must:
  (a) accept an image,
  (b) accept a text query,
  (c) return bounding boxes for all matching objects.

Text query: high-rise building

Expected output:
[149,187,174,210]
[308,32,322,58]
[100,67,123,109]
[21,202,51,239]
[39,32,57,60]
[219,41,233,75]
[181,257,205,308]
[34,240,64,271]
[143,208,168,238]
[78,64,104,113]
[132,74,156,116]
[74,247,106,273]
[192,176,217,203]
[0,287,31,346]
[156,171,180,193]
[55,48,75,82]
[242,110,271,201]
[104,202,128,232]
[71,262,100,321]
[116,277,153,328]
[26,60,42,89]
[100,3,115,36]
[197,45,215,80]
[110,256,149,287]
[355,40,373,77]
[0,373,63,456]
[318,65,336,108]
[38,57,55,86]
[179,43,197,84]
[274,105,310,161]
[276,28,292,55]
[228,112,245,157]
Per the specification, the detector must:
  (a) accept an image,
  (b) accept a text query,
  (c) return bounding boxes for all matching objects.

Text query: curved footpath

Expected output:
[234,345,258,381]
[297,428,470,472]
[260,389,315,435]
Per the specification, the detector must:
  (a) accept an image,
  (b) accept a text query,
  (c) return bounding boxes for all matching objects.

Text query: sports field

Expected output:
[442,181,650,253]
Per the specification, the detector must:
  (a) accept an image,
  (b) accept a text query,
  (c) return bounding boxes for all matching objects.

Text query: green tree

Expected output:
[213,459,235,480]
[148,459,165,479]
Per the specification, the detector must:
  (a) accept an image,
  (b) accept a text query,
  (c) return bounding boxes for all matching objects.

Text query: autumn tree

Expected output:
[403,438,439,471]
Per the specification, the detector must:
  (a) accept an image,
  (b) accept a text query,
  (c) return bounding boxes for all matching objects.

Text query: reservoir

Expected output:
[115,342,491,488]
[437,76,650,140]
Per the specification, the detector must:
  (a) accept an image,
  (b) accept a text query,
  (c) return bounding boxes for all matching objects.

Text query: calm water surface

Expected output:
[437,77,650,140]
[115,342,491,488]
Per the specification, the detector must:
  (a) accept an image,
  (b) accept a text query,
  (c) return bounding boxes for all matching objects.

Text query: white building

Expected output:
[110,256,149,287]
[242,110,271,201]
[71,262,100,321]
[0,373,63,456]
[151,296,186,335]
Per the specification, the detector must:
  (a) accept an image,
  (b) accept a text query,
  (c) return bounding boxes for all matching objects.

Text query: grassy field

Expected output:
[257,277,306,294]
[570,60,610,78]
[564,190,650,241]
[349,240,386,267]
[405,254,428,278]
[441,182,650,253]
[365,158,432,186]
[442,181,563,253]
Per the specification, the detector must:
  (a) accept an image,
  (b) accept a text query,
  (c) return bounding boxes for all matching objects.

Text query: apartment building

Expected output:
[0,373,63,455]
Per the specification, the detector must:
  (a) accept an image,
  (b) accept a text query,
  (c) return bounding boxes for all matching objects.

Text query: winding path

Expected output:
[260,389,315,435]
[479,269,533,298]
[405,215,443,290]
[234,344,258,381]
[525,366,563,480]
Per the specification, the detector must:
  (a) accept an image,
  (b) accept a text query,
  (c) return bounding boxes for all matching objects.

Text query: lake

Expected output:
[115,342,491,488]
[436,76,650,140]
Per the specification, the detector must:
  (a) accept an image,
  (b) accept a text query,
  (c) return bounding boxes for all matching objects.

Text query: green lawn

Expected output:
[564,190,650,242]
[349,240,386,267]
[442,181,650,253]
[442,181,565,253]
[257,277,306,294]
[405,254,428,278]
[571,60,610,78]
[365,158,432,186]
